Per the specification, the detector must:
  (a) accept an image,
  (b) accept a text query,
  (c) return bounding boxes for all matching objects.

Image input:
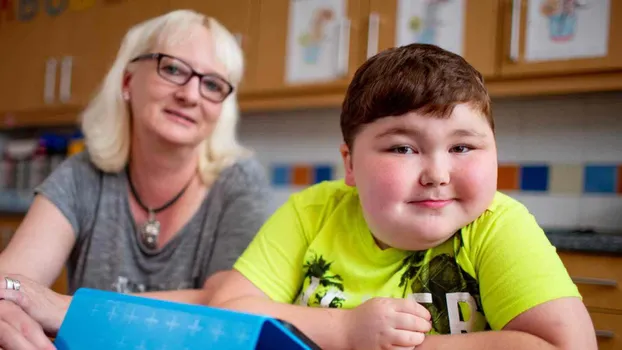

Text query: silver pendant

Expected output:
[140,210,160,249]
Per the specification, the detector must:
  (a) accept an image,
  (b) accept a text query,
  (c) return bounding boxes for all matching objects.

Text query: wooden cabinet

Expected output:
[63,0,171,107]
[0,7,69,113]
[173,0,258,93]
[250,0,365,94]
[499,0,622,77]
[559,251,622,350]
[0,20,22,115]
[1,0,622,122]
[367,0,500,78]
[0,0,170,115]
[590,312,622,350]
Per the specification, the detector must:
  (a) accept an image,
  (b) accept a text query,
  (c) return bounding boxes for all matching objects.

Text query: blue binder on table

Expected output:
[54,288,321,350]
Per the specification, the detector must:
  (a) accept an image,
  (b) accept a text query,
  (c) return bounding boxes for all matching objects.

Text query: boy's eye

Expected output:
[390,146,416,154]
[451,145,472,153]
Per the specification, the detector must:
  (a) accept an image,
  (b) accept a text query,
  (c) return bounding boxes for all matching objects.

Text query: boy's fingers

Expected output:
[387,328,426,347]
[395,299,432,320]
[392,312,432,333]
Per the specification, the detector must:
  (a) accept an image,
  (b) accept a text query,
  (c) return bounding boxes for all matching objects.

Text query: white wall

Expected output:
[238,91,622,232]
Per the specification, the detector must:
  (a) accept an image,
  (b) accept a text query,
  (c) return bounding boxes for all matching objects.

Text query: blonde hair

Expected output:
[80,9,249,185]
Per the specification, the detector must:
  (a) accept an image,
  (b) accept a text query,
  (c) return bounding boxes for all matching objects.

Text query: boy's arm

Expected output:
[206,191,352,349]
[435,197,597,350]
[417,296,595,349]
[209,270,350,350]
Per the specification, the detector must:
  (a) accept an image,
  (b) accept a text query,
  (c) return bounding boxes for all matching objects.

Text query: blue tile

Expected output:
[313,165,333,183]
[584,165,617,193]
[271,165,290,187]
[520,165,549,191]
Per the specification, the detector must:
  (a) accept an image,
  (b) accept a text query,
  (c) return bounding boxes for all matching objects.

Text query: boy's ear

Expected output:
[339,143,356,186]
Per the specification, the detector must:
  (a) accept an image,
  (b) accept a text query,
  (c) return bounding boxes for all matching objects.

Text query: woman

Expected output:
[0,8,272,347]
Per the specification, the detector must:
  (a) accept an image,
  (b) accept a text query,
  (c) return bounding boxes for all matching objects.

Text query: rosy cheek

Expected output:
[358,156,410,205]
[452,154,497,198]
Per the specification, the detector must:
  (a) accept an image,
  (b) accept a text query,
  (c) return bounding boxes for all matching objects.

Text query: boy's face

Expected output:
[340,103,497,251]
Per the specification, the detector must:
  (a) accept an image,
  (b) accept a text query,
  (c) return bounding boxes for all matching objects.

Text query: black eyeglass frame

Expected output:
[129,52,235,103]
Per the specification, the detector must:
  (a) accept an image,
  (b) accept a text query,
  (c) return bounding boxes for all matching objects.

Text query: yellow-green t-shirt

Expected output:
[234,180,580,333]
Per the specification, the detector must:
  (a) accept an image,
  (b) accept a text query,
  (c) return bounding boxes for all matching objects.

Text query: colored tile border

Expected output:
[271,165,290,187]
[271,162,622,196]
[271,163,335,187]
[520,165,549,192]
[584,165,617,194]
[497,165,519,191]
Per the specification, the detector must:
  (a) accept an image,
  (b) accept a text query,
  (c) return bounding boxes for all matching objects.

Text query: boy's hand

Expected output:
[344,297,432,350]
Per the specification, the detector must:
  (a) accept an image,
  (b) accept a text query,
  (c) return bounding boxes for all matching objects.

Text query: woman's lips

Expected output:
[164,109,196,125]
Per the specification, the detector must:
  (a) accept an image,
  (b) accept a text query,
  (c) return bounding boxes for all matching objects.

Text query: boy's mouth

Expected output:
[408,199,454,209]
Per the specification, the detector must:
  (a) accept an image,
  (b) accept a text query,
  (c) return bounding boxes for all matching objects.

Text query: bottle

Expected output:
[68,130,85,156]
[28,137,48,189]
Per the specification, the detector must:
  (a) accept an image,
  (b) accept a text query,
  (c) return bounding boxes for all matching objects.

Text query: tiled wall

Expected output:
[238,91,622,232]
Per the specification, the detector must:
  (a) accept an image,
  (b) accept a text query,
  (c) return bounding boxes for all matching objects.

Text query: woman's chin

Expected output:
[154,128,204,149]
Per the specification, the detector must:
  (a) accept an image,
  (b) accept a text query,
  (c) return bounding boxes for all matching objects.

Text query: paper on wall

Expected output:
[525,0,610,61]
[285,0,347,84]
[395,0,466,56]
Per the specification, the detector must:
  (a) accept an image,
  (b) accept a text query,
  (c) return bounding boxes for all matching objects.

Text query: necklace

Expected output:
[126,167,194,249]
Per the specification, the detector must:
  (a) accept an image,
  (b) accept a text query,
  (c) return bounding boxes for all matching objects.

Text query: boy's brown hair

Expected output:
[340,43,492,149]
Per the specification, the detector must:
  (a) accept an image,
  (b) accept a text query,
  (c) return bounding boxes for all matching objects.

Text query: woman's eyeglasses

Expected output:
[130,53,234,103]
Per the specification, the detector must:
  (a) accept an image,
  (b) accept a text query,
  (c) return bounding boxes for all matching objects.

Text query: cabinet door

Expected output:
[367,0,500,78]
[590,312,622,350]
[252,0,365,95]
[173,0,257,93]
[66,0,171,107]
[0,21,22,116]
[5,6,67,112]
[500,0,622,77]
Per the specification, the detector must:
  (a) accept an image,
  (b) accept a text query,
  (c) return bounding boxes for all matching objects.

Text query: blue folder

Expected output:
[54,288,320,350]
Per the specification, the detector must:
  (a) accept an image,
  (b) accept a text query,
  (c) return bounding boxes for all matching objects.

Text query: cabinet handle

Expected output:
[336,18,351,76]
[366,12,380,59]
[44,58,58,104]
[571,276,618,287]
[595,330,614,338]
[59,56,73,103]
[509,0,521,62]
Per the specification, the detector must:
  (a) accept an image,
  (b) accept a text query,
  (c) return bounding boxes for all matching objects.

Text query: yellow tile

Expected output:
[549,164,583,194]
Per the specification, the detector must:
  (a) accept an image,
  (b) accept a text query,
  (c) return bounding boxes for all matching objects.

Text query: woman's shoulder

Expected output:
[216,155,269,188]
[39,151,103,189]
[58,150,102,174]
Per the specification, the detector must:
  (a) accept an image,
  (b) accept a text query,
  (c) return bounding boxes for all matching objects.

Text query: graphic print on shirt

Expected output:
[111,276,194,294]
[296,254,346,308]
[397,233,490,334]
[294,232,491,335]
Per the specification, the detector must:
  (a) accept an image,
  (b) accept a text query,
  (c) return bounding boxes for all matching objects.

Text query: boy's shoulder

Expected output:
[485,191,528,216]
[463,191,538,244]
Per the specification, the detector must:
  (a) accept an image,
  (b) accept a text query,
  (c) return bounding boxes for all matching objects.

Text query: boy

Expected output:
[210,44,596,349]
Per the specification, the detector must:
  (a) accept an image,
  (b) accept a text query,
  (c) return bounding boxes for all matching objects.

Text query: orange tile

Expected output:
[617,165,622,194]
[292,165,312,186]
[497,165,519,190]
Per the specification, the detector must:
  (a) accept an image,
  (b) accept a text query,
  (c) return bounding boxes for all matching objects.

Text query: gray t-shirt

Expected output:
[34,151,273,295]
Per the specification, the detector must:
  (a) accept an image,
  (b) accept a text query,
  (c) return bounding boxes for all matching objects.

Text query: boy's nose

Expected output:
[419,159,450,187]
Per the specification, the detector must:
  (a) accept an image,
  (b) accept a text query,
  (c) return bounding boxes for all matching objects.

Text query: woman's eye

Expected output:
[163,64,183,75]
[391,146,415,154]
[203,79,223,92]
[451,145,472,153]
